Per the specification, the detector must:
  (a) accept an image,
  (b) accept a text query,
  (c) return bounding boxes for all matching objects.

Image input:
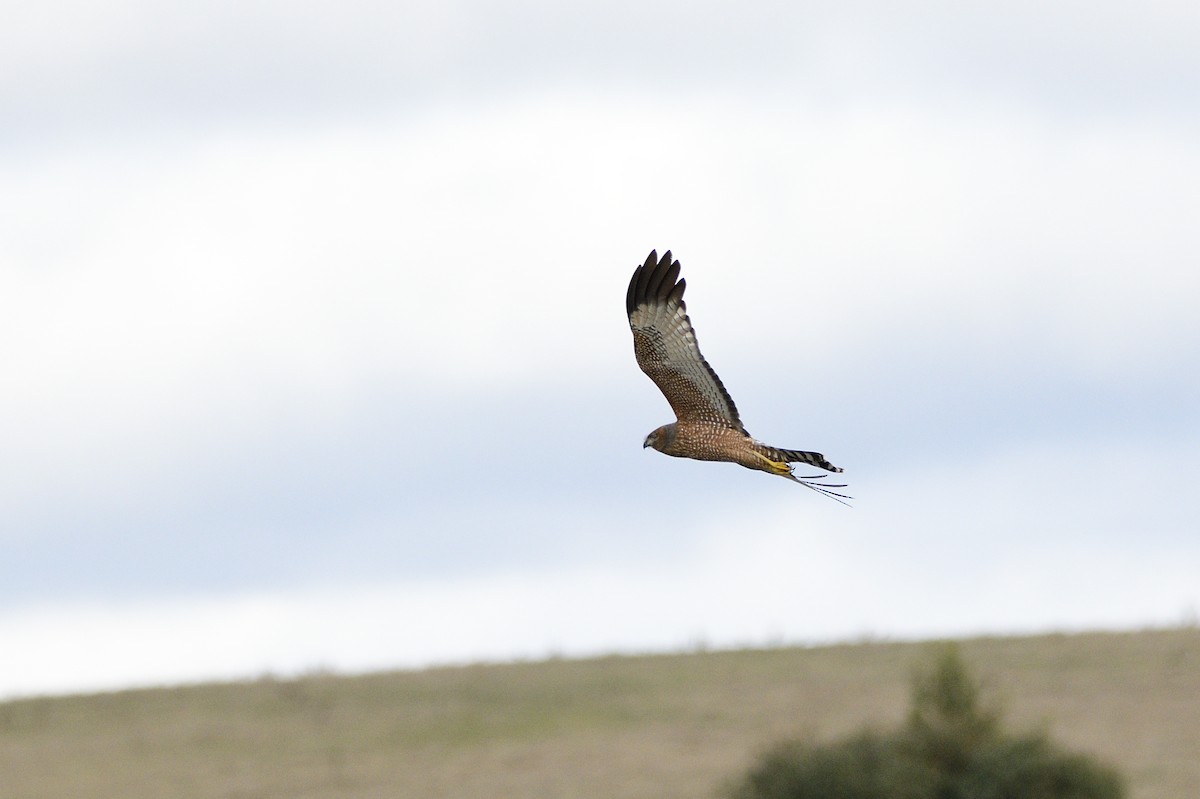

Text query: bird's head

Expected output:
[643,423,676,452]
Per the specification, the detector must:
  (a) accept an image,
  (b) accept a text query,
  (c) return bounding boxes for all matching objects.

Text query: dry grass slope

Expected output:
[1,628,1197,799]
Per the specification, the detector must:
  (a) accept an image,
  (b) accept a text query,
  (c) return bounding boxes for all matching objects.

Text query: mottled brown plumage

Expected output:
[627,250,849,502]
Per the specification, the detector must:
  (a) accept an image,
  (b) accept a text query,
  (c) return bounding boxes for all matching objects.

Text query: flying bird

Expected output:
[627,249,850,503]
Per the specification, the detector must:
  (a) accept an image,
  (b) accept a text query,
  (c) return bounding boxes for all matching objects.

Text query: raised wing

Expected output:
[626,250,745,431]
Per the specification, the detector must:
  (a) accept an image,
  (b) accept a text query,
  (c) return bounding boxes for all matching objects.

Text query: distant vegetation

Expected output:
[0,630,1195,799]
[727,645,1125,799]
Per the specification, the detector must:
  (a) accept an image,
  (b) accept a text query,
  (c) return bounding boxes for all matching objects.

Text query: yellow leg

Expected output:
[752,452,792,476]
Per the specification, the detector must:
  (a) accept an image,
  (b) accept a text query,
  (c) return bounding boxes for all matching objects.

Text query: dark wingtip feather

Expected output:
[668,277,686,305]
[632,251,658,310]
[648,249,676,298]
[649,260,680,303]
[628,248,684,317]
[627,251,654,316]
[625,268,640,316]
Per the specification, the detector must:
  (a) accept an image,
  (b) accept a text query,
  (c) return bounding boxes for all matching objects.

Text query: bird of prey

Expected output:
[627,249,849,503]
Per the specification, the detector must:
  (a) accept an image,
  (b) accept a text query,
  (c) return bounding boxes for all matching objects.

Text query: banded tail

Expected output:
[763,446,843,474]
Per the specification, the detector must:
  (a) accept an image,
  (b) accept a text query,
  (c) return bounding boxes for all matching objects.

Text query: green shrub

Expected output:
[728,732,936,799]
[954,736,1124,799]
[728,645,1124,799]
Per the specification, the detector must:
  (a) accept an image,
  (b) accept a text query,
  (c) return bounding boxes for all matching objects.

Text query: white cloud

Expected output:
[5,0,1199,150]
[5,434,1196,699]
[2,0,1198,694]
[3,90,1197,523]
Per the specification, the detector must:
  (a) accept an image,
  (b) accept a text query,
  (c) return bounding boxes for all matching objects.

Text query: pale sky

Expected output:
[2,0,1198,697]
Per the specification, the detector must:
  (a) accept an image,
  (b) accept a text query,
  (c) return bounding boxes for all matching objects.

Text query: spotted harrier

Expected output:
[627,249,849,503]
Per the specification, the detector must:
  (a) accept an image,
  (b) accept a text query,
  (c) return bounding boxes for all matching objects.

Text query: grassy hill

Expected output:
[1,628,1197,799]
